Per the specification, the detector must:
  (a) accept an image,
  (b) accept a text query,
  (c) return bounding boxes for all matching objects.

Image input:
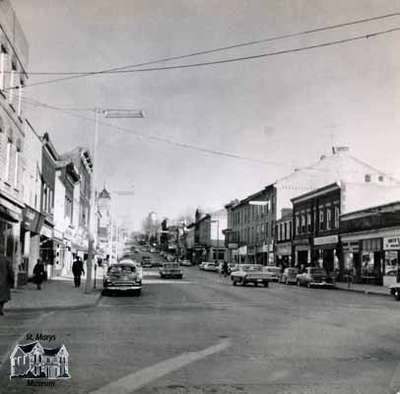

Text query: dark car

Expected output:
[296,267,335,288]
[159,263,183,279]
[102,262,142,296]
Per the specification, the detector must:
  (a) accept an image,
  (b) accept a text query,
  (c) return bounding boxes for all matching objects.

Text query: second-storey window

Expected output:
[334,206,340,228]
[319,208,325,230]
[5,138,12,181]
[326,208,332,230]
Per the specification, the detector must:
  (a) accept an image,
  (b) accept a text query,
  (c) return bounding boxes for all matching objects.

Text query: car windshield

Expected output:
[108,265,136,274]
[241,265,262,272]
[164,263,179,268]
[310,268,326,275]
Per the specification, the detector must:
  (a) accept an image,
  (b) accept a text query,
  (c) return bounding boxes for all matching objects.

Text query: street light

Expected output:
[211,219,220,264]
[85,107,144,294]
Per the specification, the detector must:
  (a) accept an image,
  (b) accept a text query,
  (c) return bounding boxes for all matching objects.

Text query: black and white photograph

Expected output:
[1,1,400,393]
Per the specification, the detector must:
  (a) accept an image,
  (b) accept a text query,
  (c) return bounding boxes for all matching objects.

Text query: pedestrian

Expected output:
[0,255,14,316]
[222,260,229,277]
[33,259,45,290]
[72,256,85,288]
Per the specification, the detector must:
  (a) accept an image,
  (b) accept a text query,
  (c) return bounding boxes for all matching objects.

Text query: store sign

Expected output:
[239,246,247,255]
[228,243,238,249]
[384,237,400,250]
[22,207,44,234]
[41,224,53,239]
[314,235,338,246]
[342,241,359,252]
[276,244,291,255]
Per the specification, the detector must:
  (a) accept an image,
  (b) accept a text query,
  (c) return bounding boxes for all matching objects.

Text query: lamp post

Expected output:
[85,108,144,294]
[211,219,220,263]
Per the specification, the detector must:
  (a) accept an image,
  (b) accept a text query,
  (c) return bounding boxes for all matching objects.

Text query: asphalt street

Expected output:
[1,254,400,394]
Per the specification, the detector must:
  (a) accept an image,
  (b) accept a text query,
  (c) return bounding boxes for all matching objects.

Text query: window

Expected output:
[319,208,325,230]
[43,184,48,212]
[378,175,384,182]
[13,148,19,187]
[334,206,340,228]
[326,208,331,230]
[365,174,371,183]
[0,50,6,91]
[301,213,306,233]
[307,212,311,233]
[295,216,300,235]
[5,138,11,181]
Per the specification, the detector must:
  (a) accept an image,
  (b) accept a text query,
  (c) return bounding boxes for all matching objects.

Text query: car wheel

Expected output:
[233,280,237,286]
[263,281,269,287]
[395,289,400,301]
[241,279,247,286]
[101,289,108,296]
[296,279,301,287]
[135,289,141,296]
[254,282,258,287]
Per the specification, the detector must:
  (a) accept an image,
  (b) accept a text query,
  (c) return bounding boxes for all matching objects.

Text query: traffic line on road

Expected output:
[88,338,231,394]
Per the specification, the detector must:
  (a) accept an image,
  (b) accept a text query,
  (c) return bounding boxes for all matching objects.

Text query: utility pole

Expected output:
[85,108,144,293]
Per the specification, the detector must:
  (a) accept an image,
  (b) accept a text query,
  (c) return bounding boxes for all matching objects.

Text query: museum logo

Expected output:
[10,341,70,380]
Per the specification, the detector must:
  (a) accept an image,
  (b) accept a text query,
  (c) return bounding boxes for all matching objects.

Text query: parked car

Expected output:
[199,262,207,270]
[159,263,183,279]
[202,262,219,272]
[263,266,282,282]
[280,267,299,284]
[296,267,335,288]
[141,255,152,268]
[181,260,192,266]
[102,262,142,296]
[230,264,273,287]
[384,269,400,300]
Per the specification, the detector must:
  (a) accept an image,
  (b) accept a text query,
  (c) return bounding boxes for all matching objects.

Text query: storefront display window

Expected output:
[385,251,398,274]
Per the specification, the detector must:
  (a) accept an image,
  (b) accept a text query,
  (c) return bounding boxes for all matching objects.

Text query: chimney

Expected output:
[332,146,350,154]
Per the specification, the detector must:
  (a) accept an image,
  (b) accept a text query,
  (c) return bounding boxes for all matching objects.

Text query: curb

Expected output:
[5,292,103,313]
[335,286,390,298]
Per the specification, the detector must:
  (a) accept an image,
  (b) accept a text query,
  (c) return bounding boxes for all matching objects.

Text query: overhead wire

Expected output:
[9,11,400,89]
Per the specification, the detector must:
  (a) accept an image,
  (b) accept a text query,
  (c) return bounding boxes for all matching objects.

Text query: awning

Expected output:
[0,205,19,223]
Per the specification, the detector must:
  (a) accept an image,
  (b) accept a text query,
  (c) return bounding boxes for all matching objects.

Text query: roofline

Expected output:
[232,185,274,210]
[291,182,340,204]
[341,200,400,220]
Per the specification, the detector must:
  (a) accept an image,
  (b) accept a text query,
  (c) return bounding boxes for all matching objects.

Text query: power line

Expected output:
[20,96,290,168]
[13,11,400,89]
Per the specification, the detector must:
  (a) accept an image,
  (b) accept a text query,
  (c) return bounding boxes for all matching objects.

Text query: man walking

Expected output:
[33,259,45,290]
[72,256,85,288]
[0,255,14,316]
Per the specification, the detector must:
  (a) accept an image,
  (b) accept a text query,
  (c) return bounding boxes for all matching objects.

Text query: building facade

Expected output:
[275,208,293,268]
[0,0,29,286]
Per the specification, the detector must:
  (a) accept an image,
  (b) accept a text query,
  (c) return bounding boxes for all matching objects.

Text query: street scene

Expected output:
[1,0,400,393]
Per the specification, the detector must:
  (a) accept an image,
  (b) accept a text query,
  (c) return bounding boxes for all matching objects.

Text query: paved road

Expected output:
[1,261,400,394]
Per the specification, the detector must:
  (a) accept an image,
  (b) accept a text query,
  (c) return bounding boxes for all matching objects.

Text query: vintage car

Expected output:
[159,263,183,279]
[296,267,335,288]
[384,269,400,300]
[263,266,282,282]
[180,259,192,266]
[118,258,143,282]
[202,262,219,272]
[280,267,299,285]
[102,262,142,296]
[230,264,273,287]
[141,255,152,268]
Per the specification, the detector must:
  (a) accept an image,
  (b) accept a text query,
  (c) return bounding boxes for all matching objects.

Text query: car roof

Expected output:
[116,259,136,265]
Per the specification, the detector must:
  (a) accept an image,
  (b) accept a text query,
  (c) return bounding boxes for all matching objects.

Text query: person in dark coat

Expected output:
[72,257,85,288]
[0,255,14,315]
[33,259,45,290]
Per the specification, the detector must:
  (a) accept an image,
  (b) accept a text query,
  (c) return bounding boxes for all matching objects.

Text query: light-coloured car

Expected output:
[231,264,273,287]
[180,260,192,266]
[296,267,335,288]
[263,266,282,282]
[202,262,218,272]
[103,262,142,296]
[280,267,299,284]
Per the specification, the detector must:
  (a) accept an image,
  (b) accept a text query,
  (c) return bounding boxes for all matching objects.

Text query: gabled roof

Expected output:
[43,346,62,356]
[98,187,111,199]
[19,342,39,353]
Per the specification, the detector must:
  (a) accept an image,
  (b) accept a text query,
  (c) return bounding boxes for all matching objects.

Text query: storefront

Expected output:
[256,244,268,265]
[247,246,256,264]
[276,242,292,268]
[313,234,340,275]
[238,245,247,264]
[20,206,44,282]
[293,240,310,268]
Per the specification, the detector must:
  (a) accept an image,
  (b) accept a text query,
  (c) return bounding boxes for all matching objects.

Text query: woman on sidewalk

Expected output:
[33,259,45,290]
[0,255,14,315]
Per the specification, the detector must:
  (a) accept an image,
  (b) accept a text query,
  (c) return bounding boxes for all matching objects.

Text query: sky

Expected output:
[11,0,400,230]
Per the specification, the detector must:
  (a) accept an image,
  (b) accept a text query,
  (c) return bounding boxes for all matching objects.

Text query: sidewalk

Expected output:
[4,272,103,312]
[335,281,390,297]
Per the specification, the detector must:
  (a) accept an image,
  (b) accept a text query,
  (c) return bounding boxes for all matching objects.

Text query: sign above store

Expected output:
[384,237,400,251]
[314,235,339,246]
